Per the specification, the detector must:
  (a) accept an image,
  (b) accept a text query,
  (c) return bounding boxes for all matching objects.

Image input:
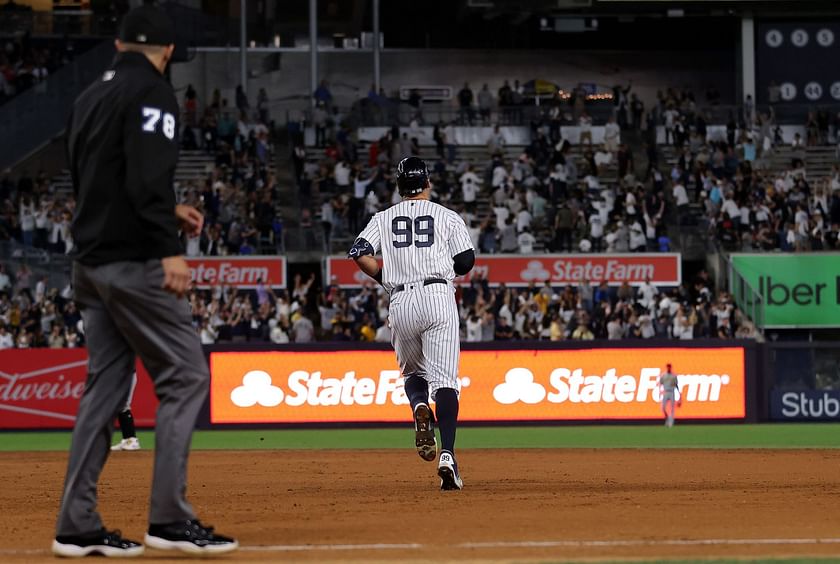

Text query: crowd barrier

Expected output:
[0,341,762,430]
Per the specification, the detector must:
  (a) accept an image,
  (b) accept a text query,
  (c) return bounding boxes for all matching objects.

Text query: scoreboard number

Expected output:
[817,29,835,47]
[804,82,823,101]
[780,82,798,101]
[765,29,783,47]
[791,29,809,47]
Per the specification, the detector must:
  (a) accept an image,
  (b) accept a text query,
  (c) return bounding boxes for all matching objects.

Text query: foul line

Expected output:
[6,537,840,557]
[239,537,840,552]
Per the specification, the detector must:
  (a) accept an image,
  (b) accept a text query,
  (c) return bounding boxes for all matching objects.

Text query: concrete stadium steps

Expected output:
[303,143,621,254]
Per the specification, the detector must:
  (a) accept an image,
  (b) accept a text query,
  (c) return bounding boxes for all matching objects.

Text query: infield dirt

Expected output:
[2,449,839,563]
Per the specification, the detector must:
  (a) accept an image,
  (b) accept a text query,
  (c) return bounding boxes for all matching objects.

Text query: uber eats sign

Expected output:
[731,254,840,328]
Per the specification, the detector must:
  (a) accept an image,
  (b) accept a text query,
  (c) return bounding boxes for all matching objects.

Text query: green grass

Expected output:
[2,423,840,452]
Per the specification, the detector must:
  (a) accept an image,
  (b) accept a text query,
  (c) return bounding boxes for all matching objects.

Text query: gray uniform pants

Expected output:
[56,260,207,536]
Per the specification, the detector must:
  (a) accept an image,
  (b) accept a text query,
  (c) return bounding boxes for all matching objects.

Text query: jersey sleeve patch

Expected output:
[348,237,375,258]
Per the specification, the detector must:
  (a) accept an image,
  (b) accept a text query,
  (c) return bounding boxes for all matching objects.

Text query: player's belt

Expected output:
[391,278,447,294]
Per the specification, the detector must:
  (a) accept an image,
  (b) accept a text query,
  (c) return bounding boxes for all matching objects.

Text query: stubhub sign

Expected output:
[770,390,840,420]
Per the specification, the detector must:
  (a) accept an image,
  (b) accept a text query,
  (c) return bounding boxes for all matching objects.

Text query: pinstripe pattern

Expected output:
[356,198,473,399]
[389,284,461,399]
[358,200,474,292]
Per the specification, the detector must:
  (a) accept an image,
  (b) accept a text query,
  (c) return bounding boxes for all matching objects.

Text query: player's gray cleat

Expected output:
[111,437,140,451]
[413,403,437,462]
[437,450,463,491]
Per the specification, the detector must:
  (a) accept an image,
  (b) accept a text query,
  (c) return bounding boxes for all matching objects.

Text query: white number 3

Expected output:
[142,106,176,140]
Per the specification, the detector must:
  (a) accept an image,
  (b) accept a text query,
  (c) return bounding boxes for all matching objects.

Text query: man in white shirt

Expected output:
[589,213,604,251]
[465,314,483,342]
[350,168,378,232]
[629,220,646,251]
[721,192,741,220]
[0,326,13,349]
[637,279,659,310]
[517,227,536,254]
[673,180,689,224]
[579,112,593,145]
[0,264,10,293]
[493,206,510,231]
[375,322,392,343]
[492,164,509,189]
[334,160,352,190]
[604,116,620,152]
[516,208,532,233]
[460,167,480,211]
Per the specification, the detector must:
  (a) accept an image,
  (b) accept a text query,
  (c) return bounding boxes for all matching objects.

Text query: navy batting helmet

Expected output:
[396,157,429,197]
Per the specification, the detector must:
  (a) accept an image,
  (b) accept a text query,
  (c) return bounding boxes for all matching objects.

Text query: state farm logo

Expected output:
[190,262,271,285]
[0,359,88,422]
[229,370,471,408]
[492,367,731,404]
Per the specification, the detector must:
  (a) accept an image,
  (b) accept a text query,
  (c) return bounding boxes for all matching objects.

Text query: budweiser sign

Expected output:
[326,254,681,287]
[0,350,159,429]
[186,257,286,289]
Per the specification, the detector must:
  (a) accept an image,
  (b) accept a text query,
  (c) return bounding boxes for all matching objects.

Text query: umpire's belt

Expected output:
[391,278,447,295]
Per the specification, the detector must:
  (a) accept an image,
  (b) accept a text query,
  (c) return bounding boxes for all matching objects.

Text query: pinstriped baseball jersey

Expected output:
[355,198,472,399]
[357,199,474,292]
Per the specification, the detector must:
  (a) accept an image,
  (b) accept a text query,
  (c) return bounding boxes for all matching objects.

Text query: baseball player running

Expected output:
[111,372,140,451]
[349,157,475,490]
[658,363,681,428]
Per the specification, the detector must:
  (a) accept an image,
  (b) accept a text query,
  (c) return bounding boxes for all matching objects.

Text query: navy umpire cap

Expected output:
[396,157,429,196]
[119,5,175,46]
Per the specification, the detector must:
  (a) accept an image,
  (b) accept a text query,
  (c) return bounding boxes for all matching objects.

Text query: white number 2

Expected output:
[141,106,175,140]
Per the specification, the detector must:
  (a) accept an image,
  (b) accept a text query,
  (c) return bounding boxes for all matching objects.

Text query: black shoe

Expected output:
[413,403,437,462]
[52,529,144,558]
[145,519,238,554]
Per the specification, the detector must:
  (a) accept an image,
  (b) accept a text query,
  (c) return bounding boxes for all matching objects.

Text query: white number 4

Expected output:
[142,106,176,140]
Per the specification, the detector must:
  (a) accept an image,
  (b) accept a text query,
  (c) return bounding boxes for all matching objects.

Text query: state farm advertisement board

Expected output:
[186,257,286,289]
[326,254,680,288]
[209,347,745,423]
[0,349,159,429]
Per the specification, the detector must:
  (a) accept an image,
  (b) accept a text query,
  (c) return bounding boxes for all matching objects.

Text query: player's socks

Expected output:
[404,375,430,411]
[117,409,136,441]
[434,388,459,453]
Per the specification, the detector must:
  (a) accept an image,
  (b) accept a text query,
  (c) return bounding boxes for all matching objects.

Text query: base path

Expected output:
[2,449,840,562]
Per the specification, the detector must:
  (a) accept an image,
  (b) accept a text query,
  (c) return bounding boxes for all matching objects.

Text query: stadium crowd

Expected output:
[0,260,757,349]
[0,84,281,257]
[0,33,78,103]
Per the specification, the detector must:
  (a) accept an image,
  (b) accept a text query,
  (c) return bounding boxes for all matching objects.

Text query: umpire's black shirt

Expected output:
[67,51,182,265]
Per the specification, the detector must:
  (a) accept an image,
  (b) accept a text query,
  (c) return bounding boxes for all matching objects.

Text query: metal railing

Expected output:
[0,40,114,170]
[302,100,618,128]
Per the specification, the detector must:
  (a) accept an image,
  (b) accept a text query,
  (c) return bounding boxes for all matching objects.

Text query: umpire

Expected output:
[53,6,237,558]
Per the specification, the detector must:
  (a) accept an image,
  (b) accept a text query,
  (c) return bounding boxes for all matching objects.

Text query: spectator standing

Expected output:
[313,79,332,108]
[604,116,620,153]
[235,84,249,113]
[458,83,474,125]
[518,227,536,254]
[443,122,457,163]
[477,84,493,125]
[579,112,593,145]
